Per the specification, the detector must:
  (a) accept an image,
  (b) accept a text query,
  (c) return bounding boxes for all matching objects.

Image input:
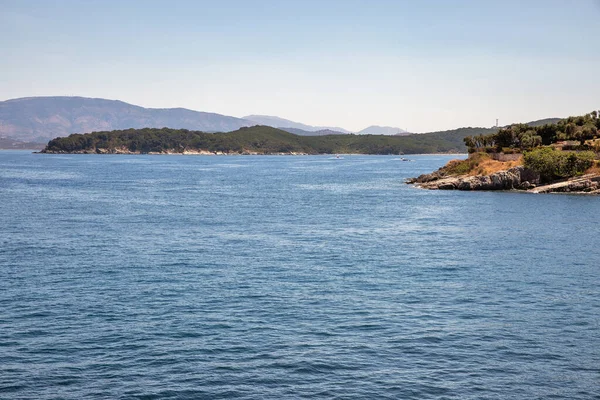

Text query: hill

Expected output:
[243,114,351,133]
[358,125,408,135]
[41,125,498,155]
[1,96,411,141]
[0,97,254,142]
[279,127,350,136]
[522,118,561,127]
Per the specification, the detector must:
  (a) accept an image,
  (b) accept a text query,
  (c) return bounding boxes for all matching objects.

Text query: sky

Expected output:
[2,0,600,132]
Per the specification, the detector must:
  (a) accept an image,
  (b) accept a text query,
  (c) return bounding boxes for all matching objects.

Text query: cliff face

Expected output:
[407,166,600,194]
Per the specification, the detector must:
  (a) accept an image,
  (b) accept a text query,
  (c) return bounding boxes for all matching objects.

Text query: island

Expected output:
[39,125,496,155]
[407,111,600,194]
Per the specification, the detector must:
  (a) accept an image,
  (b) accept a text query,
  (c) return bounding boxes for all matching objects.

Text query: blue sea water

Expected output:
[1,150,599,399]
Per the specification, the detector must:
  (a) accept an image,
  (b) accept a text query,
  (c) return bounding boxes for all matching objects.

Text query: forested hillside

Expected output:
[41,125,498,155]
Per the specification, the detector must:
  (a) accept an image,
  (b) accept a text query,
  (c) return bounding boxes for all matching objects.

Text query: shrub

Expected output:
[524,147,595,183]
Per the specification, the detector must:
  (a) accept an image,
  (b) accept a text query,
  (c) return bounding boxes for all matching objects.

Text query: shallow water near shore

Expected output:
[1,151,599,399]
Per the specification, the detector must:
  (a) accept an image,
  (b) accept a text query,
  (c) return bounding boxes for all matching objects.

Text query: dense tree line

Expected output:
[42,126,497,155]
[464,111,600,153]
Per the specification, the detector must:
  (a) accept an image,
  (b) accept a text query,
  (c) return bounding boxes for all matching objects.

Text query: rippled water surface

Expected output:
[1,151,599,399]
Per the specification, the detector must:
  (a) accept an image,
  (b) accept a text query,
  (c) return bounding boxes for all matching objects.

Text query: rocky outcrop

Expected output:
[407,166,600,194]
[529,174,600,194]
[404,171,443,184]
[408,166,540,191]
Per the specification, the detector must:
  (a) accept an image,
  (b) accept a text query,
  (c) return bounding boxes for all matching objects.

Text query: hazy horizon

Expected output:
[2,0,599,133]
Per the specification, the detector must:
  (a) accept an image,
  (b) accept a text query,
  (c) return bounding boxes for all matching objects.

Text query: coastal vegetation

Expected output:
[41,125,497,155]
[463,111,600,154]
[523,148,596,183]
[410,110,600,193]
[461,111,600,181]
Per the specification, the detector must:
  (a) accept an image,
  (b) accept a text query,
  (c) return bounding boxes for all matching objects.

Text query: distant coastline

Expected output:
[0,137,45,150]
[39,126,477,155]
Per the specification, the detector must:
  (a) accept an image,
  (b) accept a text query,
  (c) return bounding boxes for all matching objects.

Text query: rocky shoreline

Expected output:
[40,147,309,156]
[406,166,600,194]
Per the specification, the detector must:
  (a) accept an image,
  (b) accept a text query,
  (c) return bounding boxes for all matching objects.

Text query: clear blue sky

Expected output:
[2,0,600,132]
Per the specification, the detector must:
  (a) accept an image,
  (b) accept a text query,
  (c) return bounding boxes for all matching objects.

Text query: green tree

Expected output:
[463,136,475,153]
[579,124,598,145]
[565,123,577,140]
[535,124,558,145]
[494,127,517,149]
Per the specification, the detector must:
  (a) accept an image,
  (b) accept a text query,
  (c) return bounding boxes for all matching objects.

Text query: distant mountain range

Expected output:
[276,127,352,136]
[358,125,408,135]
[0,96,414,142]
[0,96,562,146]
[0,97,253,142]
[243,116,409,135]
[243,115,351,134]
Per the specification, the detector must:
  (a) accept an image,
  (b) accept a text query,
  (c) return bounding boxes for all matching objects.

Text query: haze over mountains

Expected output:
[358,125,408,135]
[242,116,410,136]
[242,115,351,134]
[0,97,252,142]
[0,96,410,143]
[0,136,45,150]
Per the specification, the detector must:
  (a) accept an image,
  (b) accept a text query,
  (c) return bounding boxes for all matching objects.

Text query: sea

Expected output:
[1,150,599,399]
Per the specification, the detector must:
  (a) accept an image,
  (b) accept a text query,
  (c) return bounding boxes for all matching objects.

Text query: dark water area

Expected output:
[1,151,599,399]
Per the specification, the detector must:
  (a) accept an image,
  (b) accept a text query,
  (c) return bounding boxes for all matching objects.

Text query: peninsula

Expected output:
[407,111,600,194]
[39,125,494,155]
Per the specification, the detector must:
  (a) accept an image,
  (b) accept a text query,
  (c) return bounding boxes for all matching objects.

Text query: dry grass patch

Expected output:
[467,156,523,176]
[585,163,600,175]
[440,152,523,177]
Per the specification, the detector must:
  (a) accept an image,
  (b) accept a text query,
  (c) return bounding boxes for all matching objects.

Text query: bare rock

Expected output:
[437,180,458,190]
[409,165,542,192]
